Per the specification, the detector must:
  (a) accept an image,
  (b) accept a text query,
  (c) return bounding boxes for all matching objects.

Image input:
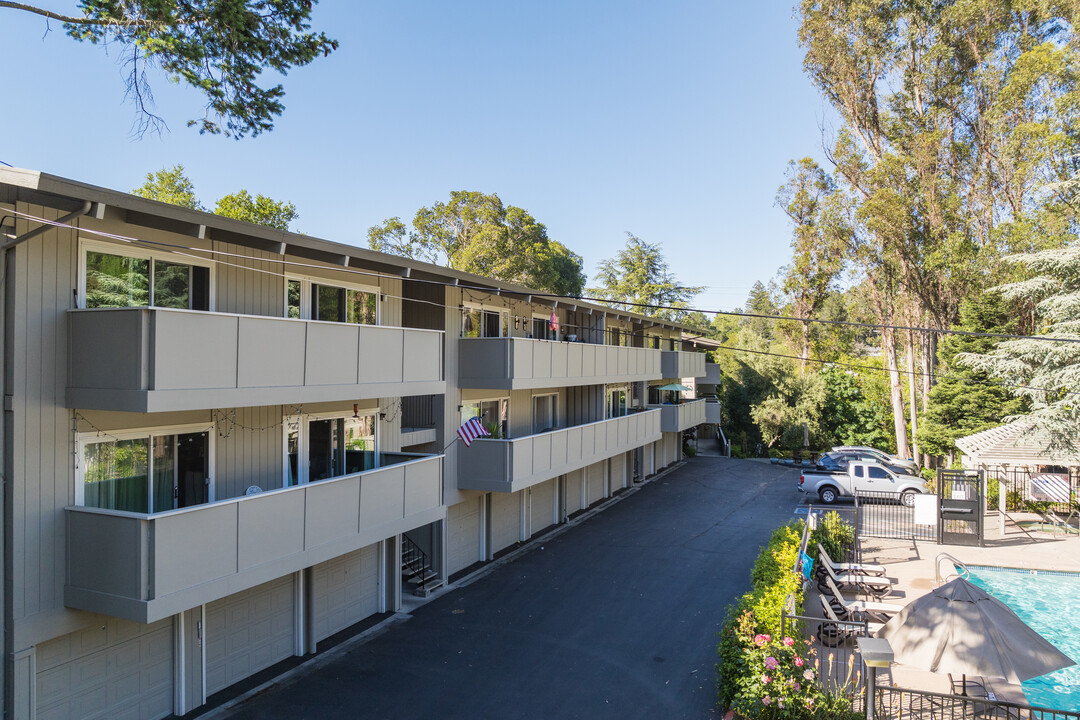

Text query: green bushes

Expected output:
[717,513,858,718]
[809,511,854,565]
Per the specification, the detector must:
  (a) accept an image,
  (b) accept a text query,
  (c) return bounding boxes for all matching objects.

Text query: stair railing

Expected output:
[402,533,430,593]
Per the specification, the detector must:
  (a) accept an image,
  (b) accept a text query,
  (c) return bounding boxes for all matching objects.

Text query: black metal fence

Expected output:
[854,491,936,541]
[875,686,1080,720]
[938,470,984,546]
[984,465,1080,516]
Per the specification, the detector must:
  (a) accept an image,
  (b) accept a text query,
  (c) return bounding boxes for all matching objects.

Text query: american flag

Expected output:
[457,417,491,447]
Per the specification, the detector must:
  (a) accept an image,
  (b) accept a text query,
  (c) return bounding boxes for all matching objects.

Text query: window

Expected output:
[607,326,628,347]
[79,426,212,514]
[532,315,556,340]
[853,466,864,478]
[81,243,211,310]
[533,394,558,433]
[287,277,378,325]
[462,398,508,438]
[645,334,661,350]
[868,467,888,480]
[286,412,378,486]
[462,305,509,338]
[607,386,628,419]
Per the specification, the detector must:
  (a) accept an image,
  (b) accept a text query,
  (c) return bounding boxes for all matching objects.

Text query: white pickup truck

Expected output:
[798,461,929,506]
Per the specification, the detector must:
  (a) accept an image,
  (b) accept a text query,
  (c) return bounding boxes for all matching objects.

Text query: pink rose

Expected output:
[763,634,772,643]
[762,696,772,706]
[783,636,795,647]
[761,674,771,684]
[754,634,766,647]
[793,682,801,692]
[794,656,804,667]
[804,669,815,680]
[764,656,779,670]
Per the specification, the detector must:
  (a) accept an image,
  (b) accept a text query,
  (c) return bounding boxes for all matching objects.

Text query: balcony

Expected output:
[458,338,661,390]
[705,400,722,424]
[65,454,444,624]
[67,308,445,412]
[661,350,707,380]
[699,362,722,384]
[458,409,661,493]
[648,399,707,433]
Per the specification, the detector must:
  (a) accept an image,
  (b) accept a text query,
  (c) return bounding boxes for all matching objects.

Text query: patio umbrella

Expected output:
[656,383,692,392]
[877,577,1074,688]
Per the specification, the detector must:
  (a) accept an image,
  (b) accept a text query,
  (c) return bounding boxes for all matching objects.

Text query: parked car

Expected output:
[828,446,921,475]
[799,461,929,506]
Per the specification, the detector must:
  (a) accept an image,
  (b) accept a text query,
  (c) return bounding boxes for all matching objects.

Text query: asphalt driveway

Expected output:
[218,458,802,720]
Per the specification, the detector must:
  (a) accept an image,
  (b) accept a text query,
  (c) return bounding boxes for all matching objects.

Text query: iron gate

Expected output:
[938,469,984,546]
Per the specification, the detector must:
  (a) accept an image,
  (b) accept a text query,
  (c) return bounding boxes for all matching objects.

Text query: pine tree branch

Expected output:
[0,1,152,27]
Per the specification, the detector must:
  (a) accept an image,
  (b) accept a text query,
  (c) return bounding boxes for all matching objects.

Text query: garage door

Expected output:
[564,471,583,516]
[610,454,627,493]
[36,618,173,720]
[530,480,554,536]
[490,491,520,555]
[311,544,380,643]
[206,575,295,696]
[446,494,481,575]
[587,462,605,506]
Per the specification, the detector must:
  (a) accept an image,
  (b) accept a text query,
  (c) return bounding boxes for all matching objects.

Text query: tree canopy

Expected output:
[2,0,338,138]
[587,233,703,320]
[133,165,298,231]
[368,191,586,296]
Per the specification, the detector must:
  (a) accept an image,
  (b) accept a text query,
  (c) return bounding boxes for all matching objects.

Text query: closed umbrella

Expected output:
[878,577,1074,689]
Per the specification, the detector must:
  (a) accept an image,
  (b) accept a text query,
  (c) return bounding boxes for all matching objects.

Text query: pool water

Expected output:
[966,566,1080,712]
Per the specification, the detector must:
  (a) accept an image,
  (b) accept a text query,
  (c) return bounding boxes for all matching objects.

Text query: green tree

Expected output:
[215,190,298,231]
[916,292,1028,463]
[133,165,204,210]
[368,192,586,296]
[2,0,338,138]
[959,247,1080,453]
[588,233,703,320]
[775,158,847,370]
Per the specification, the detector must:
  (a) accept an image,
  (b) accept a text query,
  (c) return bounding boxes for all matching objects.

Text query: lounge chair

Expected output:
[816,542,886,576]
[817,551,895,598]
[823,576,903,623]
[816,594,882,647]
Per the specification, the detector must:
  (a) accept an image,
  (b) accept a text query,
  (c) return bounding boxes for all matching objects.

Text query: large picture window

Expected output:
[462,305,509,338]
[462,398,508,438]
[82,244,211,310]
[286,412,377,486]
[287,277,378,325]
[79,426,212,514]
[607,386,628,419]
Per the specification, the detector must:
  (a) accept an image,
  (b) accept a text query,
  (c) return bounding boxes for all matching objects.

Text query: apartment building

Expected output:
[0,167,711,719]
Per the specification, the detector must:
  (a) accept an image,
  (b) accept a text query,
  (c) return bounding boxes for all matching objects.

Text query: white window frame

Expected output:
[283,409,379,486]
[606,385,629,419]
[284,273,381,324]
[531,392,559,433]
[462,302,510,338]
[76,422,216,512]
[78,239,216,311]
[531,312,559,341]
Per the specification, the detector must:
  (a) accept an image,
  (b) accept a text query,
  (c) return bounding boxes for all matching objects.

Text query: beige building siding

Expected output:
[215,241,283,316]
[215,405,287,499]
[10,205,77,624]
[529,480,555,536]
[445,493,483,576]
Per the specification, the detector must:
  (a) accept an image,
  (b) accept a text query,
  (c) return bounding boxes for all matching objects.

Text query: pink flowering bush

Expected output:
[724,611,858,719]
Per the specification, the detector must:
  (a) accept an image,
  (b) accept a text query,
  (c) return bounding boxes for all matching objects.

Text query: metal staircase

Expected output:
[401,533,442,597]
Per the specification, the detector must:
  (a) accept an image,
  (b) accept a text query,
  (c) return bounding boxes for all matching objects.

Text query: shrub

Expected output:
[809,511,854,565]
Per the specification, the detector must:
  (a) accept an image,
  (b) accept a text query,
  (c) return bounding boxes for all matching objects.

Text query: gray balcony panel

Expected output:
[65,455,443,624]
[67,308,445,411]
[701,362,722,384]
[649,399,707,433]
[458,410,662,493]
[459,338,661,390]
[661,350,707,380]
[705,401,722,424]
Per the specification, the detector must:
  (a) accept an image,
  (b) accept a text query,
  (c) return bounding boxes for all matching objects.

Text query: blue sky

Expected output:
[0,1,831,312]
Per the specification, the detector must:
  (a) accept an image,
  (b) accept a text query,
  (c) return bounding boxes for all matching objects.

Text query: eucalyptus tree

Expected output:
[2,0,338,138]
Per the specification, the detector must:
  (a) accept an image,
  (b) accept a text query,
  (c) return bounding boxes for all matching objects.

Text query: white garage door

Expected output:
[587,463,605,506]
[206,575,295,695]
[311,544,380,643]
[490,491,520,555]
[530,480,554,536]
[447,495,481,575]
[610,454,627,493]
[565,471,583,516]
[36,618,173,720]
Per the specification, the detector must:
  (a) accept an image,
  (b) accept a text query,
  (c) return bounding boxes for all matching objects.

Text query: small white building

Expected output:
[956,422,1080,477]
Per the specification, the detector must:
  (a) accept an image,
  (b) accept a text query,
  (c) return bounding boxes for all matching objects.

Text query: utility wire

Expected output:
[5,206,1080,345]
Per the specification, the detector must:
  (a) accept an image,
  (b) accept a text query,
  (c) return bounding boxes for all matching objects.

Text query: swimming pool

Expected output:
[966,565,1080,712]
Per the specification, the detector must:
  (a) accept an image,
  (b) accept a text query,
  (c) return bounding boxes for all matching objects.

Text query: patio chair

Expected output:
[816,551,895,598]
[816,542,886,576]
[823,576,903,624]
[948,674,1012,719]
[816,594,882,647]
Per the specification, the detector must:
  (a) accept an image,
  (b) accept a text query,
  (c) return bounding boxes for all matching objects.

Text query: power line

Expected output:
[5,206,1080,345]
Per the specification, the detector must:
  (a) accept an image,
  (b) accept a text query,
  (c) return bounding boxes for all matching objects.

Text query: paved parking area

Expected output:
[216,458,803,720]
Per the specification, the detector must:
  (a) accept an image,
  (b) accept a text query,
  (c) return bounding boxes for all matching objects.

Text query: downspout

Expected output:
[1,200,92,718]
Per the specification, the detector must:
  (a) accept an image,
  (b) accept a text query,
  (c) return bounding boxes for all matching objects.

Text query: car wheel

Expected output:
[819,486,838,504]
[901,490,916,508]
